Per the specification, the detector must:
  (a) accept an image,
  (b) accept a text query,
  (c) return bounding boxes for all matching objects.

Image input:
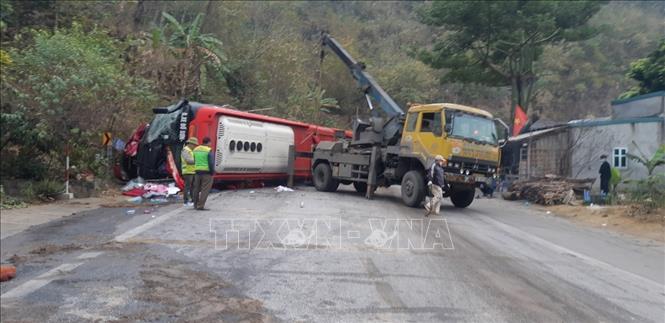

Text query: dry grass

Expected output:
[541,204,664,242]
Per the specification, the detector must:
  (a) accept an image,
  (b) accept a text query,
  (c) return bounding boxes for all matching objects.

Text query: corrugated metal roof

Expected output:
[568,116,663,127]
[507,126,565,142]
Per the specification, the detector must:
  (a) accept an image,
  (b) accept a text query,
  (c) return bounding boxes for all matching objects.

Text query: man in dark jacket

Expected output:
[425,155,446,216]
[192,137,215,210]
[598,154,611,196]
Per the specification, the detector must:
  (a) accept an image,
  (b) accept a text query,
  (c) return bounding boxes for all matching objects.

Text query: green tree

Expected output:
[628,144,665,176]
[418,1,604,129]
[619,39,665,99]
[158,12,226,100]
[4,23,155,178]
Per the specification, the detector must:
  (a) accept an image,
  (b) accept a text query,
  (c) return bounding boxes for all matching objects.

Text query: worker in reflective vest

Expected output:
[192,137,215,210]
[180,137,198,207]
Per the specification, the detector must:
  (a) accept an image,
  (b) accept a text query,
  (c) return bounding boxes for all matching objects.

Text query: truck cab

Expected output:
[400,103,500,179]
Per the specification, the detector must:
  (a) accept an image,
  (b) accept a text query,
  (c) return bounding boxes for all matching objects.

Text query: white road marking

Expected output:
[76,251,105,259]
[477,214,662,289]
[1,263,83,299]
[114,207,184,242]
[2,205,186,300]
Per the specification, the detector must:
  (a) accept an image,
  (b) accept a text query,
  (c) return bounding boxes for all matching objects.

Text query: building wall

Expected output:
[518,130,570,179]
[570,121,664,192]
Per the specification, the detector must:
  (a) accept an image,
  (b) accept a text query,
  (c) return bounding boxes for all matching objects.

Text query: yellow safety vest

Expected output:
[181,146,196,175]
[193,145,213,172]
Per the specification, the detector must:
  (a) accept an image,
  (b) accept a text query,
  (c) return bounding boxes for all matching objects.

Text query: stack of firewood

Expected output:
[502,175,595,205]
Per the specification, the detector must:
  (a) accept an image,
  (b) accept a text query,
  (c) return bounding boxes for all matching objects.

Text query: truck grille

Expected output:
[446,157,497,175]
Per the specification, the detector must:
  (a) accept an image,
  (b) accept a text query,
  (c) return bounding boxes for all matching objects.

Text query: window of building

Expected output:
[406,112,418,132]
[613,147,627,168]
[420,112,442,135]
[520,146,528,161]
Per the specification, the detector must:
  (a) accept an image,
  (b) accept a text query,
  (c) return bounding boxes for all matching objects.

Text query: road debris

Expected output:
[126,209,136,215]
[275,185,294,192]
[0,264,17,282]
[149,198,168,204]
[121,177,145,192]
[127,196,143,204]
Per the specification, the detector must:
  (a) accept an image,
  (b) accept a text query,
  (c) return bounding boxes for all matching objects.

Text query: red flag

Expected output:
[513,104,528,136]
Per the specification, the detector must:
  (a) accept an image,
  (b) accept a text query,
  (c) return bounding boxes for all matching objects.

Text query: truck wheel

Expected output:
[313,163,339,192]
[401,170,425,207]
[450,189,474,208]
[353,182,367,194]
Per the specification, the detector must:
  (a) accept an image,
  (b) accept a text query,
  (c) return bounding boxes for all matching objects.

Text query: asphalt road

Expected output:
[1,185,663,322]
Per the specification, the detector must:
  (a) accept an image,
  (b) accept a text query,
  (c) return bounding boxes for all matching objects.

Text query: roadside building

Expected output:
[502,91,664,192]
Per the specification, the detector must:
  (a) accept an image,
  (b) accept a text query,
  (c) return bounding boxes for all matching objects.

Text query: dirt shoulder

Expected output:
[0,190,127,239]
[539,204,664,242]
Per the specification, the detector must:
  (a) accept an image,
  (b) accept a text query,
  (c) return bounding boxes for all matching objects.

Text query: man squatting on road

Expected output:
[180,137,198,207]
[192,137,215,210]
[425,155,446,216]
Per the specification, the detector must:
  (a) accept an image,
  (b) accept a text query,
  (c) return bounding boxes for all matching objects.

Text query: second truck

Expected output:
[312,34,507,208]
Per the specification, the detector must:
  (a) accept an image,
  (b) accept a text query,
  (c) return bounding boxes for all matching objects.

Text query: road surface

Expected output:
[1,186,663,322]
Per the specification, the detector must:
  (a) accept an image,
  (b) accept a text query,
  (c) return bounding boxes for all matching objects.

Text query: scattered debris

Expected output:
[30,244,83,256]
[503,175,594,205]
[0,264,17,282]
[127,261,273,322]
[300,201,305,208]
[149,198,168,204]
[121,178,145,192]
[166,183,180,196]
[8,254,27,264]
[126,209,136,215]
[127,196,143,204]
[123,188,146,197]
[275,185,294,192]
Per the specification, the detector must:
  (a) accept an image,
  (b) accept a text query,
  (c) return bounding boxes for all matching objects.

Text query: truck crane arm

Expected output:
[321,34,405,146]
[321,34,404,118]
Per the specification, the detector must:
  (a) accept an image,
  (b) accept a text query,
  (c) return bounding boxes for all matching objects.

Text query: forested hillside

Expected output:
[1,1,663,181]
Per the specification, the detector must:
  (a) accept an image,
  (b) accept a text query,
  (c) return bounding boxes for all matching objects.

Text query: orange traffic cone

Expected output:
[0,265,17,282]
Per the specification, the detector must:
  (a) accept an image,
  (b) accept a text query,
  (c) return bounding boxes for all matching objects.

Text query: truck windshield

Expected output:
[450,113,497,145]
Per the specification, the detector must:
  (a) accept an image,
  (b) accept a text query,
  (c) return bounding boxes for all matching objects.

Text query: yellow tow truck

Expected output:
[312,34,506,208]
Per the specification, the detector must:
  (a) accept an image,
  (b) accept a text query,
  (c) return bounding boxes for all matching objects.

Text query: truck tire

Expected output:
[401,170,425,207]
[353,182,367,194]
[450,189,474,208]
[313,163,339,192]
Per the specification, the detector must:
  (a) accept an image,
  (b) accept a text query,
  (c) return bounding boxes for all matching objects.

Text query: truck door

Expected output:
[417,111,443,156]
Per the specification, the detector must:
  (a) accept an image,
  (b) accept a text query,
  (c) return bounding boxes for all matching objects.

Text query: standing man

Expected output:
[598,154,611,196]
[425,155,446,216]
[180,137,198,207]
[192,137,215,210]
